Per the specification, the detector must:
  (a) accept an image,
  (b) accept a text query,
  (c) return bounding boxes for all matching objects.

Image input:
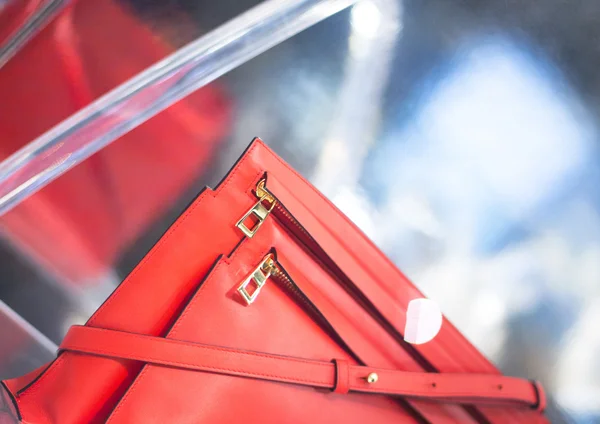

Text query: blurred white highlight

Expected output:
[350,0,383,39]
[404,298,443,344]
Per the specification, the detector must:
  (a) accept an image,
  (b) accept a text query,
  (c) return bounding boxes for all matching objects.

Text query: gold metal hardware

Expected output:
[236,180,276,238]
[255,179,273,200]
[366,373,378,384]
[237,254,276,305]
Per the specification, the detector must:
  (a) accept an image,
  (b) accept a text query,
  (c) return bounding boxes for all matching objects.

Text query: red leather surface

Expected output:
[2,139,548,423]
[60,325,543,410]
[333,359,350,394]
[102,249,415,423]
[102,229,463,423]
[271,222,472,422]
[2,365,48,396]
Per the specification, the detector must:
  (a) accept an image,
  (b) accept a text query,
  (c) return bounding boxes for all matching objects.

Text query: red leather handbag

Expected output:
[1,139,547,423]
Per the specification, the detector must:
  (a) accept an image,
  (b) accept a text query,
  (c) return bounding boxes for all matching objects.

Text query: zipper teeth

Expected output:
[271,266,321,318]
[274,203,312,239]
[255,182,326,325]
[256,181,311,240]
[260,186,324,317]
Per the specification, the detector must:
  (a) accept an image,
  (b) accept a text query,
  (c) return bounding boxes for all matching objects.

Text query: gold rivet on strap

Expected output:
[366,372,378,384]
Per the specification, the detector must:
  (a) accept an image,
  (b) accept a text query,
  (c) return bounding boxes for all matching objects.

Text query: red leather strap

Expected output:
[533,381,547,412]
[332,359,350,394]
[60,325,545,412]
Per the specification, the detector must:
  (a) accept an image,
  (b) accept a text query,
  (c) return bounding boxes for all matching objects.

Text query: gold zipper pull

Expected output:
[255,179,272,199]
[237,254,276,305]
[236,179,276,238]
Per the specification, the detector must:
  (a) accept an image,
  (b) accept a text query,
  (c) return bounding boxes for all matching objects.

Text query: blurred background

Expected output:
[1,0,600,422]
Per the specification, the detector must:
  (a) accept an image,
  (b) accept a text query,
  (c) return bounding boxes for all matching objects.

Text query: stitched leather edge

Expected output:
[106,245,277,422]
[17,140,264,399]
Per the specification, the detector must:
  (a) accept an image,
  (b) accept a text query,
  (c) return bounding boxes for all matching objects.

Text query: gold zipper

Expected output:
[235,179,277,238]
[270,264,321,318]
[237,253,321,318]
[236,179,324,307]
[237,253,276,305]
[237,178,313,243]
[260,183,313,241]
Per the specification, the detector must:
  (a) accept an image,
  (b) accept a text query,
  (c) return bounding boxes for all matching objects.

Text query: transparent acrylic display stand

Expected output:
[0,300,56,379]
[0,0,361,215]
